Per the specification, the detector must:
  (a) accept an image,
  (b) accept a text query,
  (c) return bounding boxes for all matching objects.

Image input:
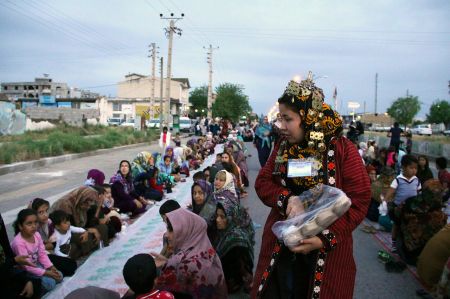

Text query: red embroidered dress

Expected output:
[252,136,371,299]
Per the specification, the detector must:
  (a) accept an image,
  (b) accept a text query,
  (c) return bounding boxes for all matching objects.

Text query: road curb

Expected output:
[0,142,151,176]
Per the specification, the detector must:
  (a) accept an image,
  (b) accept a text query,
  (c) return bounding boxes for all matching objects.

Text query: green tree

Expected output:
[212,83,252,121]
[189,86,208,117]
[387,96,421,128]
[427,100,450,127]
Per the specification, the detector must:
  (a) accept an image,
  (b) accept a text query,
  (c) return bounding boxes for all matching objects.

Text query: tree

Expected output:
[386,96,420,128]
[189,86,208,117]
[212,83,252,122]
[427,100,450,127]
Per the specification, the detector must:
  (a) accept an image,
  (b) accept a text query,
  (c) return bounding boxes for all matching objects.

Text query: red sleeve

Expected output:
[254,140,289,209]
[326,138,371,247]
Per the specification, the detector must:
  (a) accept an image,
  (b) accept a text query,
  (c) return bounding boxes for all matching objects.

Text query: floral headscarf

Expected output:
[274,75,343,194]
[214,170,237,197]
[131,151,153,178]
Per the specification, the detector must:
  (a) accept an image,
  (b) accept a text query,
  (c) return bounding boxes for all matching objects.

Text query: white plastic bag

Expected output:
[272,184,351,247]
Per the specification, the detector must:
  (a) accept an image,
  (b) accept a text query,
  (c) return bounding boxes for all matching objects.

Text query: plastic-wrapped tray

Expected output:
[272,184,351,247]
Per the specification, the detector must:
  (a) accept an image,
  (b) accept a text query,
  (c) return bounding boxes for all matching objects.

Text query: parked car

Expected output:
[179,117,193,132]
[107,118,123,126]
[410,124,432,136]
[146,119,161,129]
[120,119,135,128]
[443,129,450,136]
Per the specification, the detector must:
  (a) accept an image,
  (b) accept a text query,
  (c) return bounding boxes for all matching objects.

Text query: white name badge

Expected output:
[287,160,313,178]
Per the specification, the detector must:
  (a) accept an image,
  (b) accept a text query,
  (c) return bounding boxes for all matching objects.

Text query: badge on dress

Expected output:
[287,159,313,178]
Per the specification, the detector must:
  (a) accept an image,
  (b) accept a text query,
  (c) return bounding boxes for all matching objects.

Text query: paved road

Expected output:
[0,141,423,298]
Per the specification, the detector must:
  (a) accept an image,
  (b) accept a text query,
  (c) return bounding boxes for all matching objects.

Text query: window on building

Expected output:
[113,103,121,111]
[3,86,7,90]
[15,86,19,90]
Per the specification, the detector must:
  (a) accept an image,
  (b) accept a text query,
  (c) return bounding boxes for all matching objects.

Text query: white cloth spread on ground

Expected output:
[44,144,222,298]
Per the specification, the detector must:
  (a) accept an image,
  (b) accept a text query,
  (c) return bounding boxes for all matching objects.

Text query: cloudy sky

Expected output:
[0,0,449,118]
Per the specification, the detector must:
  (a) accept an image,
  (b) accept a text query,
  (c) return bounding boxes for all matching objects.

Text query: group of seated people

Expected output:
[0,128,254,298]
[359,139,450,297]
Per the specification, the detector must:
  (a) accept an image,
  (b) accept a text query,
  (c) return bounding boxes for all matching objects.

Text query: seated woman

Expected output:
[191,179,216,226]
[50,185,109,258]
[132,152,163,201]
[212,170,240,205]
[221,152,247,197]
[399,179,448,265]
[213,201,254,294]
[110,160,148,216]
[225,141,249,187]
[151,208,227,299]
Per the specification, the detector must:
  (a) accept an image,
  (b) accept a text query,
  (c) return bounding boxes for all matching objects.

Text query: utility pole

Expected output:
[148,43,158,119]
[406,89,409,97]
[374,73,378,115]
[204,44,219,119]
[160,13,184,126]
[159,57,164,131]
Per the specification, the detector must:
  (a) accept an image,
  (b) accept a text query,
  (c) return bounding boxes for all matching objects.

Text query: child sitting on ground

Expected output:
[11,209,63,295]
[385,154,421,252]
[30,198,78,277]
[122,253,174,299]
[49,210,87,258]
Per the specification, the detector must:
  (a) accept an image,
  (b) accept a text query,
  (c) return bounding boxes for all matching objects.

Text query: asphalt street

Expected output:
[0,140,424,298]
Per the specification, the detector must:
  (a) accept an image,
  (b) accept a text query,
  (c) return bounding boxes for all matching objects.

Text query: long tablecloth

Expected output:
[45,144,222,298]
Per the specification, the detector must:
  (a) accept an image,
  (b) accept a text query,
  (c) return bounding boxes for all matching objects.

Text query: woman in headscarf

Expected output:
[212,170,239,205]
[110,160,147,216]
[254,115,272,167]
[151,208,227,299]
[191,179,216,226]
[225,141,249,187]
[50,185,109,257]
[399,179,447,265]
[84,169,105,187]
[221,152,247,197]
[252,75,371,299]
[213,201,254,294]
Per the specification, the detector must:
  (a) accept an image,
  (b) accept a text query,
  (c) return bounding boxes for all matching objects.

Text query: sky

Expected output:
[0,0,449,118]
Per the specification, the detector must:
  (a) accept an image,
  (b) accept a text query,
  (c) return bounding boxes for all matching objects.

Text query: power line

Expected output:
[27,0,131,51]
[1,1,126,56]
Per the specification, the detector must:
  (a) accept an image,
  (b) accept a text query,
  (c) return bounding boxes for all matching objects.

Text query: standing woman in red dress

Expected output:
[252,75,371,299]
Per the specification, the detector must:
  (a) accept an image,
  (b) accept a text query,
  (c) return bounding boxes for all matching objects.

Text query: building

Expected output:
[0,76,99,101]
[116,73,191,121]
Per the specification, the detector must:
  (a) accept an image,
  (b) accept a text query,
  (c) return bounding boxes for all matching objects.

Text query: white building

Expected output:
[116,73,191,121]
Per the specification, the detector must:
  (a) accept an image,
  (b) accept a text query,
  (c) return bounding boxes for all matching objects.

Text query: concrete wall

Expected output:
[24,107,100,127]
[361,134,450,159]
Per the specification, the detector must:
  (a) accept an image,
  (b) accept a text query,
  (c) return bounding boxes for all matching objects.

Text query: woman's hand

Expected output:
[14,255,36,267]
[134,199,143,209]
[19,281,34,298]
[288,236,324,254]
[286,196,305,219]
[150,252,168,268]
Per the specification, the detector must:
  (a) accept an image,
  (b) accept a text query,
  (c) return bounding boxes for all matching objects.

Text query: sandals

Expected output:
[361,225,377,234]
